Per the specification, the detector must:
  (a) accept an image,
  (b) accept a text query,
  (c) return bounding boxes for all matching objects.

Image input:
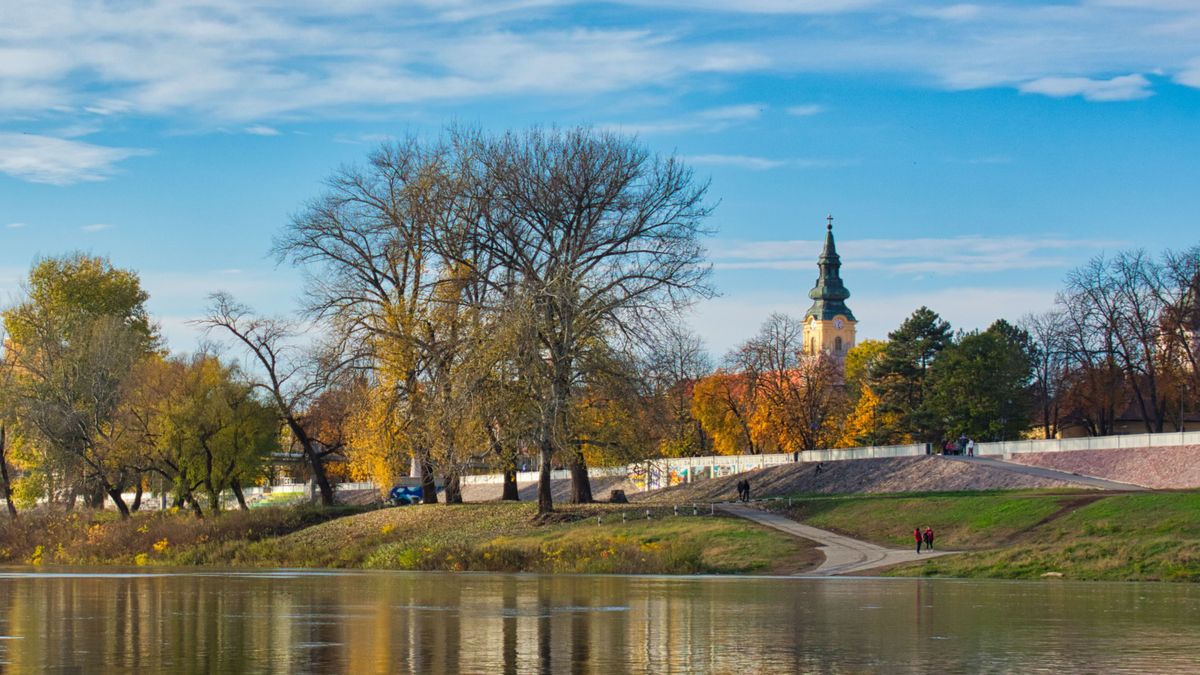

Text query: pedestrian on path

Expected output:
[743,478,751,502]
[923,526,934,551]
[735,479,745,502]
[967,439,975,457]
[914,527,922,553]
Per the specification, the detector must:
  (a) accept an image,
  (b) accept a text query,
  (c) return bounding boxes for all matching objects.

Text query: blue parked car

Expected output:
[388,485,424,506]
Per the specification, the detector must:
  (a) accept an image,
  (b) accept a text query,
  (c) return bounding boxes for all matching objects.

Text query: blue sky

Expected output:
[2,0,1199,357]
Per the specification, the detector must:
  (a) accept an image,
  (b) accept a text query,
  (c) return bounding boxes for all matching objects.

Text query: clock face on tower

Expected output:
[834,318,844,329]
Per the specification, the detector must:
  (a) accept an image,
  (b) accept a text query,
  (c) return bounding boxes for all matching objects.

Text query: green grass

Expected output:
[771,490,1073,549]
[765,490,1200,582]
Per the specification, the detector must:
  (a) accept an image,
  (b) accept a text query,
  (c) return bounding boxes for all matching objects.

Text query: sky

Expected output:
[2,0,1199,358]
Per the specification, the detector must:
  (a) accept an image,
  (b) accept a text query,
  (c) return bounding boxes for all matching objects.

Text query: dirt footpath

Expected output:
[1005,445,1200,489]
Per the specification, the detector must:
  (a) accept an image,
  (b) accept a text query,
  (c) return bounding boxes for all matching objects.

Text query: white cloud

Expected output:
[914,4,984,22]
[244,125,281,136]
[785,103,824,116]
[713,235,1123,274]
[0,133,149,185]
[686,154,855,170]
[603,103,766,135]
[687,285,1058,356]
[0,0,1194,128]
[616,0,882,13]
[686,154,786,170]
[1019,74,1153,101]
[1175,58,1200,87]
[5,222,28,229]
[81,223,112,232]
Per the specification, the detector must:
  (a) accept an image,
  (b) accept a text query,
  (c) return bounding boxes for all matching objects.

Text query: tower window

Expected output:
[835,336,843,354]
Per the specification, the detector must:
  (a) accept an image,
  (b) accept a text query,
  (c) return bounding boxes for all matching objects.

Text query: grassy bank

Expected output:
[765,490,1200,581]
[0,502,817,575]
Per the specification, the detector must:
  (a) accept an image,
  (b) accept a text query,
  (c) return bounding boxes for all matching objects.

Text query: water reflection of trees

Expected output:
[1,573,1199,672]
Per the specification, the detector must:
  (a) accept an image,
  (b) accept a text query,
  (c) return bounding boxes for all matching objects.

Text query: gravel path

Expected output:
[718,503,956,575]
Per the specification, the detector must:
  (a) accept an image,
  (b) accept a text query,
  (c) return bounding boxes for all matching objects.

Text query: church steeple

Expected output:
[805,215,855,322]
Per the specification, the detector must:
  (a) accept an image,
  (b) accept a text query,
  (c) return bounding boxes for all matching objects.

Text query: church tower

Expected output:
[803,215,856,359]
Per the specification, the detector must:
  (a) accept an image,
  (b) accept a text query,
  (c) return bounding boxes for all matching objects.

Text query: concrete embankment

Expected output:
[1004,445,1200,489]
[632,455,1080,504]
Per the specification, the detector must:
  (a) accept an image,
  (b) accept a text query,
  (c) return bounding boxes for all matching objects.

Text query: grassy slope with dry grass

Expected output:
[0,502,818,575]
[763,490,1200,581]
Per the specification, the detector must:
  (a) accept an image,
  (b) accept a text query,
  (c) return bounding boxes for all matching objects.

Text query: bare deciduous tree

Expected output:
[199,293,347,506]
[459,128,713,511]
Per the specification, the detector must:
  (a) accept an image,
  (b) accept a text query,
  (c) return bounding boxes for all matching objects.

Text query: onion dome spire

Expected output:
[804,215,855,321]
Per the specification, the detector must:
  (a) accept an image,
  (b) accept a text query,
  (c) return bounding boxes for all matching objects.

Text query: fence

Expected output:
[456,429,1200,493]
[118,428,1200,507]
[976,430,1200,457]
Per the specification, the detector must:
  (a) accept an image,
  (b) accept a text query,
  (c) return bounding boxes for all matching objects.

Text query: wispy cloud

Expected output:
[0,133,148,185]
[80,223,112,232]
[785,104,824,116]
[688,285,1059,354]
[713,235,1124,274]
[686,154,786,170]
[686,154,855,170]
[4,222,28,229]
[602,103,767,135]
[615,0,883,14]
[1019,74,1153,101]
[0,0,1195,132]
[244,125,281,136]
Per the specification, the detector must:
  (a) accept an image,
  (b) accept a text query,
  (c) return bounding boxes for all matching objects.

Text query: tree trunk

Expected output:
[186,494,204,518]
[85,484,105,509]
[0,425,16,517]
[443,473,462,504]
[131,481,143,512]
[501,467,519,501]
[419,456,438,504]
[290,424,334,506]
[106,488,131,519]
[537,438,553,514]
[568,453,593,504]
[231,478,249,511]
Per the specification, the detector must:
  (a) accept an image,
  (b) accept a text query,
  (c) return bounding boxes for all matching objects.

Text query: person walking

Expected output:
[735,479,745,502]
[966,439,975,457]
[914,527,923,553]
[923,526,935,551]
[743,479,751,503]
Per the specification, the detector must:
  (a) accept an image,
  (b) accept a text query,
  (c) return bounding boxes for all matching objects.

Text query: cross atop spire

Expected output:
[826,213,834,230]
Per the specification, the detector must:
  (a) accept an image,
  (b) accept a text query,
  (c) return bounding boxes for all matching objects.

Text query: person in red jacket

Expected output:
[923,526,935,551]
[914,527,922,553]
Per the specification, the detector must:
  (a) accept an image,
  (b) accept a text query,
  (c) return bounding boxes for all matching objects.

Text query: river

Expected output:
[1,568,1197,673]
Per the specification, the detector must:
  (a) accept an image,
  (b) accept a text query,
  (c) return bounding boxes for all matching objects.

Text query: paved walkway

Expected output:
[943,455,1150,491]
[717,503,955,576]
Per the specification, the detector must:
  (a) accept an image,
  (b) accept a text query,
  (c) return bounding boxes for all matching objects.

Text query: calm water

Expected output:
[1,569,1198,674]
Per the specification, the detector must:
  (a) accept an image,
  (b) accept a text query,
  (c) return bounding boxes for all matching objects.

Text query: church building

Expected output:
[803,216,856,360]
